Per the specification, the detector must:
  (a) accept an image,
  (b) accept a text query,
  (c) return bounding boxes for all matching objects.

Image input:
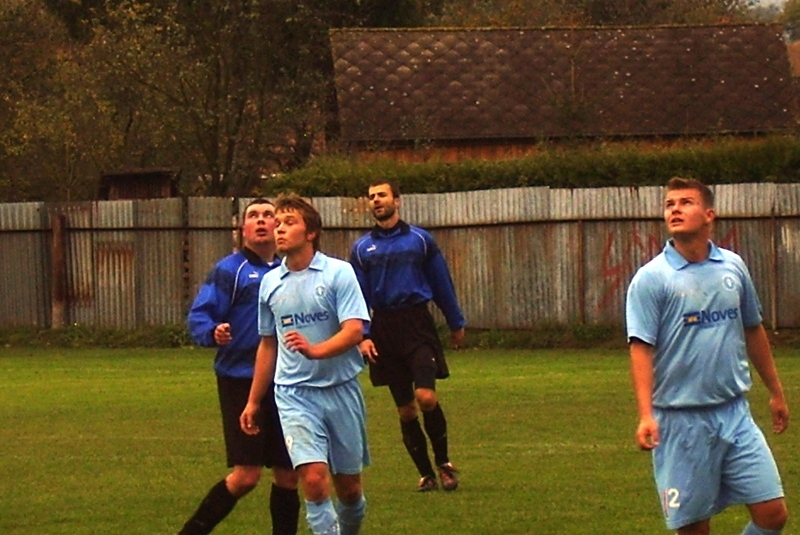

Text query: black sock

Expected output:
[269,483,300,535]
[400,417,435,477]
[423,403,449,467]
[178,479,239,535]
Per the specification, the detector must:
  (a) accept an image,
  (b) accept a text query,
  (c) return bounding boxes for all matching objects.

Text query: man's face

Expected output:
[241,202,276,248]
[663,188,714,238]
[368,183,399,222]
[274,208,312,255]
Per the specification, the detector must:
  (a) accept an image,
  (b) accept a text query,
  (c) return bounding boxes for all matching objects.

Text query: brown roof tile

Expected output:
[330,25,796,143]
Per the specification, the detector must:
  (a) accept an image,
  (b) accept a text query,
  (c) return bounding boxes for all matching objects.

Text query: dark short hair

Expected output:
[368,180,401,198]
[242,197,274,217]
[666,177,714,208]
[274,193,322,251]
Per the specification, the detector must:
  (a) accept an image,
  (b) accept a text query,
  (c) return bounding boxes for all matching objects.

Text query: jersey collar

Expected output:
[371,219,410,239]
[278,250,325,278]
[242,246,280,268]
[664,239,724,270]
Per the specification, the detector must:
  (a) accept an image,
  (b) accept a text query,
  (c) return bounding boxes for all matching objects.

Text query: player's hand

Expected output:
[450,327,465,349]
[284,330,318,359]
[635,416,659,450]
[214,323,232,346]
[770,395,790,434]
[359,339,378,363]
[239,403,261,435]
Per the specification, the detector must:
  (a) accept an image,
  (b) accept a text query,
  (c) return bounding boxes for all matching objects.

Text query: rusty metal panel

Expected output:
[775,183,800,215]
[548,222,585,326]
[187,198,237,304]
[136,199,186,325]
[0,201,48,229]
[715,218,778,328]
[714,183,776,217]
[312,196,373,230]
[59,203,96,326]
[428,222,583,330]
[93,201,136,327]
[399,188,551,228]
[433,226,494,328]
[6,184,800,332]
[551,186,664,221]
[319,229,367,262]
[582,219,667,325]
[777,220,800,328]
[0,202,50,327]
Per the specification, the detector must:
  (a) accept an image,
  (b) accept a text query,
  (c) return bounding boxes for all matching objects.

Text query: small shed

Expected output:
[98,168,180,200]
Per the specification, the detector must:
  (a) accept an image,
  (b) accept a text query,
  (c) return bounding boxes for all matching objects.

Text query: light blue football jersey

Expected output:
[258,251,370,388]
[626,240,762,408]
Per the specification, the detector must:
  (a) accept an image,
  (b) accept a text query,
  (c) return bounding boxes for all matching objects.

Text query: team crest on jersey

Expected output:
[722,275,736,291]
[315,285,326,297]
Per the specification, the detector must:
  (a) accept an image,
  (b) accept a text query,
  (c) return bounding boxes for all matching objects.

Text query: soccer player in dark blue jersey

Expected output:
[180,199,299,535]
[626,178,789,535]
[350,181,466,492]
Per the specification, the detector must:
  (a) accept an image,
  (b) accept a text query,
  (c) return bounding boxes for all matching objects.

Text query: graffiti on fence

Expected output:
[596,225,739,314]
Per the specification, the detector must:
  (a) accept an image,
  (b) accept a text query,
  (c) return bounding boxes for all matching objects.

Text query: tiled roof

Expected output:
[330,25,796,143]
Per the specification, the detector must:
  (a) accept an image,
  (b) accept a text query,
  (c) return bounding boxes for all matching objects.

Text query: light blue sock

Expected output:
[741,521,782,535]
[306,499,340,535]
[336,494,366,535]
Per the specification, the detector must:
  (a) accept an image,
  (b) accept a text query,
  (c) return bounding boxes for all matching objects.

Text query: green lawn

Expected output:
[1,347,797,534]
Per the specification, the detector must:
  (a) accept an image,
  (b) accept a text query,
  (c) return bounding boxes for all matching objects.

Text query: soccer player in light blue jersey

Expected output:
[181,198,299,535]
[240,194,371,535]
[626,177,789,535]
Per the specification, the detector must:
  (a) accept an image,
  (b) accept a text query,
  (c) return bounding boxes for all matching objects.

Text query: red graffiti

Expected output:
[596,225,738,313]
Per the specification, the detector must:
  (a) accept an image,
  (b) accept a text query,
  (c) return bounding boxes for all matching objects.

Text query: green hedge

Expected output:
[3,324,800,349]
[259,135,800,197]
[0,324,192,349]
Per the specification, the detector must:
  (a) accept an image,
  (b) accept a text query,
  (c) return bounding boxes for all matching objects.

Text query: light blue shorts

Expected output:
[275,379,370,475]
[653,396,784,530]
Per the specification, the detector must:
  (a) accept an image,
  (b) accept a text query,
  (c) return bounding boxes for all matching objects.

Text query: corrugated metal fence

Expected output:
[2,184,800,330]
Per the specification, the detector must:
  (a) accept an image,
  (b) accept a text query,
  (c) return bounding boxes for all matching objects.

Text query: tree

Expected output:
[0,1,106,201]
[24,0,432,198]
[433,0,762,26]
[783,0,800,30]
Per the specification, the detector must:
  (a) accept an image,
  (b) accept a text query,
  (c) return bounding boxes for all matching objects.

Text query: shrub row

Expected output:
[0,324,192,349]
[2,324,799,349]
[259,135,800,197]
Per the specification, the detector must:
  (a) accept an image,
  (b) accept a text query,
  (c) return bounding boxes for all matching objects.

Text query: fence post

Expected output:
[51,212,67,329]
[770,210,778,333]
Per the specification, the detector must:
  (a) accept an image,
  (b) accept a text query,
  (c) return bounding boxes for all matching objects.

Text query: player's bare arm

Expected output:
[629,339,659,450]
[358,339,378,363]
[240,335,277,435]
[744,324,789,434]
[284,319,365,360]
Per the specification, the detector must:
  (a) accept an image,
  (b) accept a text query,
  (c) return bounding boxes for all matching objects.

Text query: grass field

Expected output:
[1,347,798,535]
